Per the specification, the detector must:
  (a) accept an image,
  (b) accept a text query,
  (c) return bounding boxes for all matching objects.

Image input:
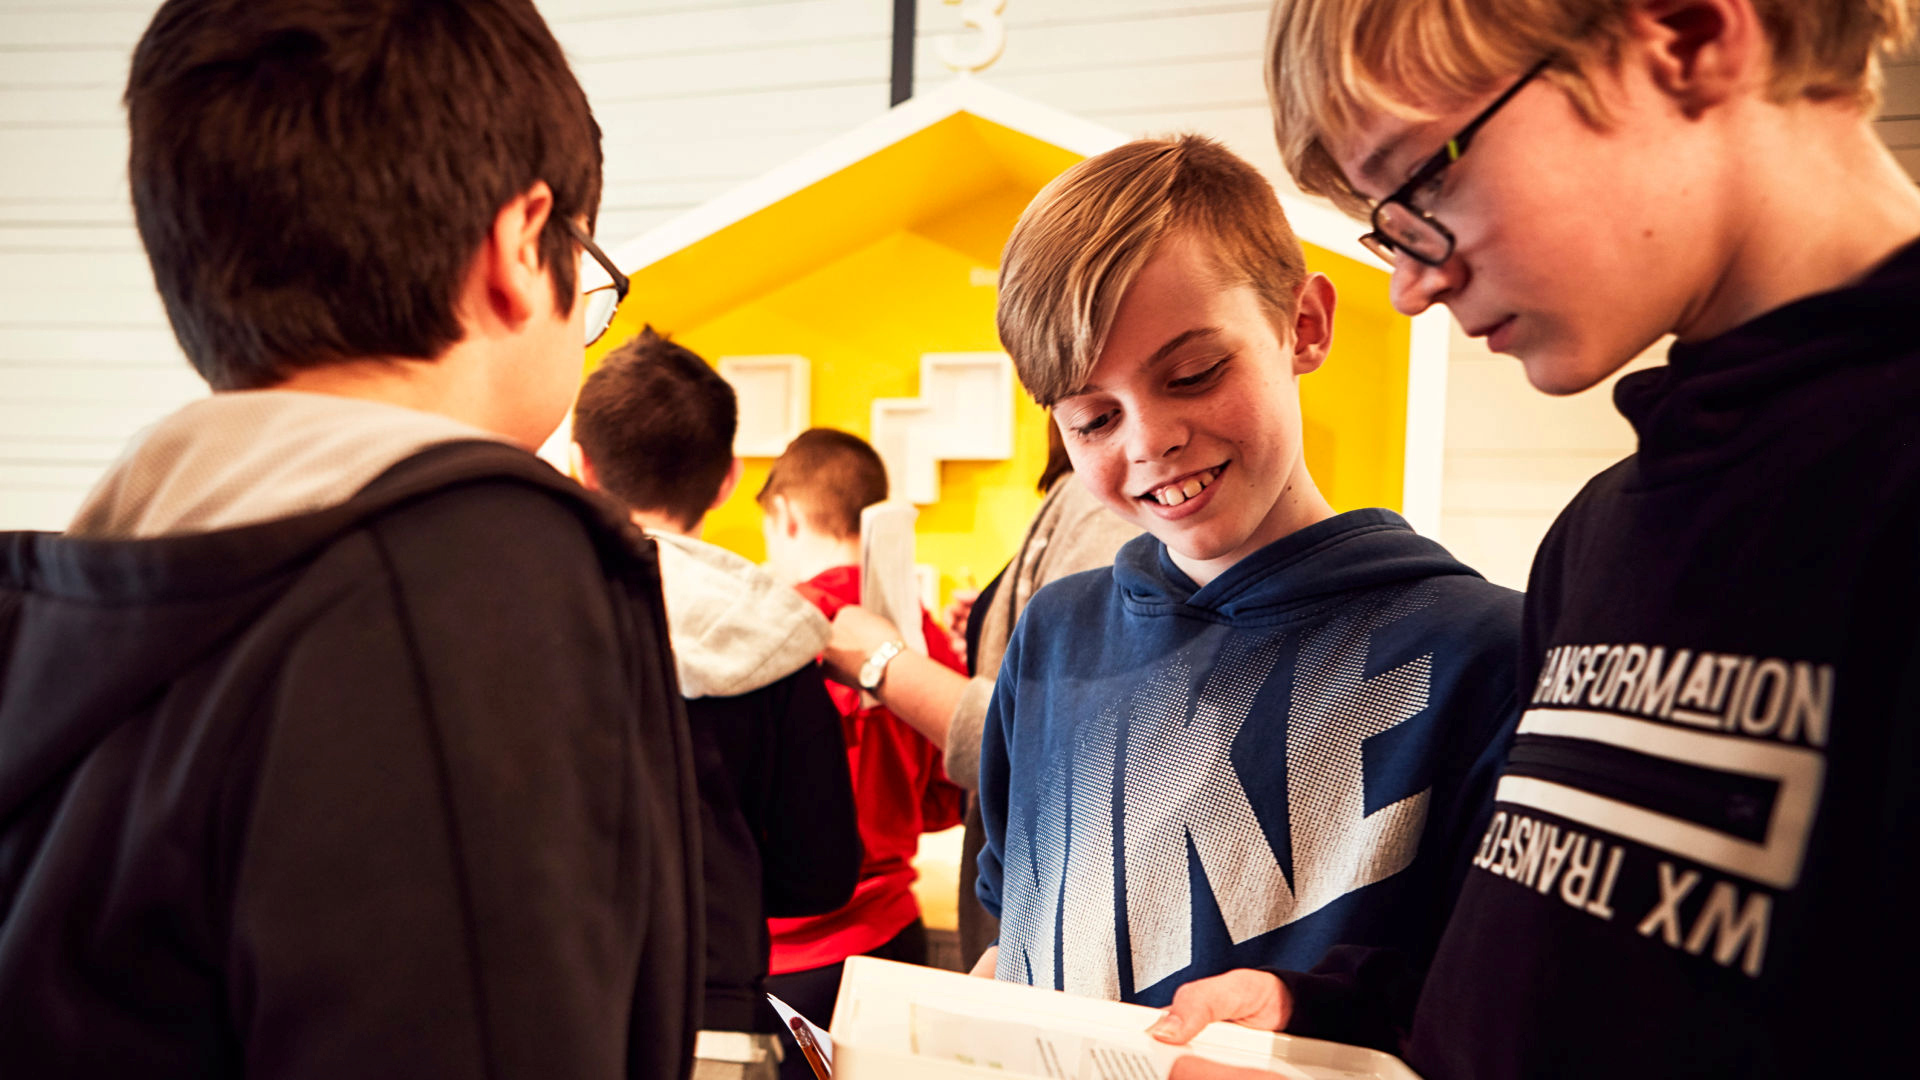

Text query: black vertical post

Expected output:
[890,0,916,106]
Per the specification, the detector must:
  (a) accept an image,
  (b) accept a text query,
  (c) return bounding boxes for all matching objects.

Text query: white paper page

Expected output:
[857,501,926,655]
[768,993,835,1077]
[907,1004,1314,1080]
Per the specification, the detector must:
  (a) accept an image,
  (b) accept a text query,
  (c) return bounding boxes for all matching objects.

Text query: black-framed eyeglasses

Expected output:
[565,218,629,346]
[1359,58,1552,268]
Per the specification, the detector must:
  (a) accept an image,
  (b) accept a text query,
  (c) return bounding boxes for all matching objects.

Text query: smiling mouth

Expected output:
[1139,465,1225,507]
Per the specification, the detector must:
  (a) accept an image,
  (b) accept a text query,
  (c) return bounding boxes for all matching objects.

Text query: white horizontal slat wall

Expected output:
[913,1,1279,176]
[1439,334,1663,591]
[0,0,897,530]
[1877,50,1920,181]
[552,0,894,242]
[1,0,1917,569]
[0,1,170,529]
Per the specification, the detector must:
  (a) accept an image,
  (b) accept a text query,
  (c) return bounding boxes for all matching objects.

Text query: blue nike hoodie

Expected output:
[977,508,1521,1006]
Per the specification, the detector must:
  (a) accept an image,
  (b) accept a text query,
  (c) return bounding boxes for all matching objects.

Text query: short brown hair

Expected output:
[755,429,888,541]
[996,135,1308,407]
[126,0,602,390]
[573,327,736,531]
[1266,0,1919,219]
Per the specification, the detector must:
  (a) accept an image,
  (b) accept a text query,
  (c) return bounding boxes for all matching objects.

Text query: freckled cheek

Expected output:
[1080,452,1137,511]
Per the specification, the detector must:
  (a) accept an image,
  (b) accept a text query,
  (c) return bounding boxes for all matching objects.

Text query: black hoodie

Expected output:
[0,439,702,1079]
[1406,238,1920,1078]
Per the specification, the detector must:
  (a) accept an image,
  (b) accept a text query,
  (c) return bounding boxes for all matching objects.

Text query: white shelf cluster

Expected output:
[719,350,1015,507]
[869,352,1015,505]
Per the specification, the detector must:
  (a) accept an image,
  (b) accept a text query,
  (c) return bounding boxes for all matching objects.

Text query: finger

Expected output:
[968,946,999,978]
[1148,978,1234,1043]
[1147,1003,1208,1045]
[1150,970,1284,1045]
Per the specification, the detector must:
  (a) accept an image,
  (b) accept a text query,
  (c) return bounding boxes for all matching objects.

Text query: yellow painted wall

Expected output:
[676,203,1053,608]
[585,180,1410,608]
[1300,245,1411,515]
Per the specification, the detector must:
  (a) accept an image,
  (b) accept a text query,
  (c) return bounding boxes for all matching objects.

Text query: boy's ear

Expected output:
[1289,273,1336,376]
[571,441,599,490]
[1626,0,1761,114]
[470,180,557,333]
[766,493,802,539]
[710,457,744,512]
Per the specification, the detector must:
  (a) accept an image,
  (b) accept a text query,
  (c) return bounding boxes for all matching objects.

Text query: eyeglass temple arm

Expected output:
[565,218,630,300]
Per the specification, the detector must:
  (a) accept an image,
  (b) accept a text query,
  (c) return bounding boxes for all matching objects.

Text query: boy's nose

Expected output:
[1128,412,1190,463]
[1388,251,1467,316]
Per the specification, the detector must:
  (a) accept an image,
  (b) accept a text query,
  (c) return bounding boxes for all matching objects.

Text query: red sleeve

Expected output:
[921,608,966,674]
[792,577,859,720]
[793,580,846,620]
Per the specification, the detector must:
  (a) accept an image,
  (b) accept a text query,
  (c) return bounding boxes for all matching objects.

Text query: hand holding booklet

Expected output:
[796,956,1422,1080]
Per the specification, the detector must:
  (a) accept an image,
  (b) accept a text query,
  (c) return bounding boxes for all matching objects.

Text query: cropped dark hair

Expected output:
[756,429,888,541]
[125,0,602,390]
[573,327,737,531]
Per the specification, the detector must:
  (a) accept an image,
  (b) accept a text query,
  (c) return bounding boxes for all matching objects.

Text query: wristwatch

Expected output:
[857,640,905,692]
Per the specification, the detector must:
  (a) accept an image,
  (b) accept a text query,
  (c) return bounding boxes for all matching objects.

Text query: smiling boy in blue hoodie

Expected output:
[973,135,1522,1006]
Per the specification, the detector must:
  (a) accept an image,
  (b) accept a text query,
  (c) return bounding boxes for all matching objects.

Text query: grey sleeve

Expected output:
[942,674,997,792]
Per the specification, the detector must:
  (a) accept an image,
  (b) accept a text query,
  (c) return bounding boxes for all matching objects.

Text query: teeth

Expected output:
[1149,467,1219,506]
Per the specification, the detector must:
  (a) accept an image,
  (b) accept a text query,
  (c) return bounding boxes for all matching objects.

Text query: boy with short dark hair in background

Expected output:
[0,1,701,1076]
[573,330,862,1080]
[755,428,966,1079]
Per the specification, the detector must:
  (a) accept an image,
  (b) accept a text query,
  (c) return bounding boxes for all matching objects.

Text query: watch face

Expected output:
[859,642,898,690]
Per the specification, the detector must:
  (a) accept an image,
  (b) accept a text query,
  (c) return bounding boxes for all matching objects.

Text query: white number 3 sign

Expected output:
[938,0,1008,73]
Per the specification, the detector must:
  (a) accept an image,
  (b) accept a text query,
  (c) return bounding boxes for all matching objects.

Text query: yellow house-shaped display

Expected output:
[568,78,1449,605]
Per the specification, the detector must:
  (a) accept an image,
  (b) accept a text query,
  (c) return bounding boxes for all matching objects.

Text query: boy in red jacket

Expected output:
[755,428,965,1077]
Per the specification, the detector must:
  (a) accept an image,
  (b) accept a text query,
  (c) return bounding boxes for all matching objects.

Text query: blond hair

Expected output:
[996,135,1308,407]
[1266,0,1919,218]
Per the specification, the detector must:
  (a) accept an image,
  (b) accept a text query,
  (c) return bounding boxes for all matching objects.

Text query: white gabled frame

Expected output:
[719,354,811,457]
[870,398,938,504]
[1401,309,1453,542]
[600,76,1447,533]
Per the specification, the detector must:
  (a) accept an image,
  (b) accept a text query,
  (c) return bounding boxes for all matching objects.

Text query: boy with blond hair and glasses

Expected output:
[1153,2,1920,1077]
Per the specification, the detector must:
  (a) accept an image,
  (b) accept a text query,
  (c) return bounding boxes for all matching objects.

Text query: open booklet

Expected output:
[819,957,1423,1080]
[857,500,927,657]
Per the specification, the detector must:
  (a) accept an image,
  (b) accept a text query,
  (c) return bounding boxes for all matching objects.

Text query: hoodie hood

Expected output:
[1112,508,1483,624]
[1614,235,1920,486]
[650,531,828,699]
[1,440,643,832]
[67,390,507,539]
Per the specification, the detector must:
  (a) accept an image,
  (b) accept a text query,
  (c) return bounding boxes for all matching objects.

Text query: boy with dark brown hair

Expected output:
[0,2,699,1076]
[754,429,966,1079]
[573,331,862,1080]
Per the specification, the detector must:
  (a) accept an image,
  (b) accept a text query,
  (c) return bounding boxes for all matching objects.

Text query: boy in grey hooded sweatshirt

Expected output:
[573,329,862,1080]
